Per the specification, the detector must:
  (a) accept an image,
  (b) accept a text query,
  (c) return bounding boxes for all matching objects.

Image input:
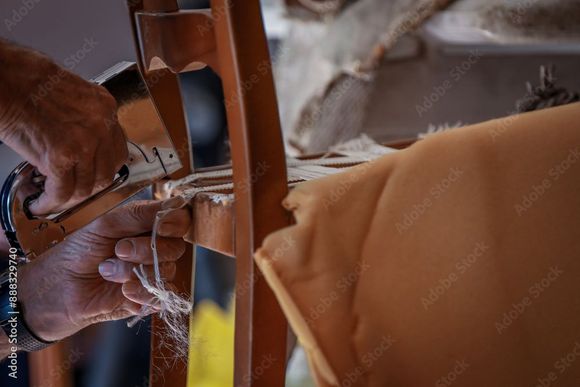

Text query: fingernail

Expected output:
[162,196,186,210]
[116,240,134,258]
[98,259,116,277]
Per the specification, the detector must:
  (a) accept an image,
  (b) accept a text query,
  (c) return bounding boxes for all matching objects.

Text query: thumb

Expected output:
[29,169,75,216]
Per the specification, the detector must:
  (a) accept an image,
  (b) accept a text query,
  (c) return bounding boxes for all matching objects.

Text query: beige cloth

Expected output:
[255,103,580,386]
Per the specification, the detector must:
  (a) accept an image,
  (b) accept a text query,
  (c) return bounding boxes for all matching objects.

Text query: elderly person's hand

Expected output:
[0,39,128,215]
[15,199,190,343]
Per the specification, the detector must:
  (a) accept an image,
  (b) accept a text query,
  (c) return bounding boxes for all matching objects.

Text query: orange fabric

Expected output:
[255,103,580,386]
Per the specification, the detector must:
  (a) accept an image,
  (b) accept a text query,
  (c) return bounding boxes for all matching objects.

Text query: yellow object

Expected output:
[187,301,234,387]
[255,103,580,386]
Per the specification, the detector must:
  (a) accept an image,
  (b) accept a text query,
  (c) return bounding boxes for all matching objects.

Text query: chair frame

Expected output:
[128,1,289,386]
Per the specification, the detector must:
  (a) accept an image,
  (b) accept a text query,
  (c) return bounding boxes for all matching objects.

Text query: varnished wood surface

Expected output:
[128,2,194,387]
[212,1,290,386]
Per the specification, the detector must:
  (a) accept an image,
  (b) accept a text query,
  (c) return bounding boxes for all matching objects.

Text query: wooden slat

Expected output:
[146,71,194,387]
[212,1,290,386]
[126,2,194,387]
[186,192,235,257]
[135,10,217,74]
[184,139,419,257]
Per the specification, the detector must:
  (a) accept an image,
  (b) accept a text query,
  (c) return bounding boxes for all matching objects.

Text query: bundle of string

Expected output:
[127,207,192,359]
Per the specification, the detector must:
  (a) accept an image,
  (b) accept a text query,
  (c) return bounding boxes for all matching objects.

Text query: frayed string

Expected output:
[127,206,193,358]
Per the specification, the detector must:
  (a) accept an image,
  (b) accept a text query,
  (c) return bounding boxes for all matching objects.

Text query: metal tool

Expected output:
[0,61,182,262]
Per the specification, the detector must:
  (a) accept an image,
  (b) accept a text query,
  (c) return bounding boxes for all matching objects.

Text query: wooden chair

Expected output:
[128,4,418,385]
[24,2,285,387]
[127,1,289,386]
[27,2,414,386]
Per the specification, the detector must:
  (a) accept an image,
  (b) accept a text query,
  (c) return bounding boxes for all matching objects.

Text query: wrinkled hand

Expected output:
[0,39,128,215]
[18,199,191,342]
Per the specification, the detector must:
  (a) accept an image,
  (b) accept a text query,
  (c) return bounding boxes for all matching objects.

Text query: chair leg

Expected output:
[128,1,289,385]
[28,342,72,387]
[146,71,195,387]
[212,1,290,386]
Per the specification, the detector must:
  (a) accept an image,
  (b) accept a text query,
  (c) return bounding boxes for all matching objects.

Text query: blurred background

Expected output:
[0,0,579,386]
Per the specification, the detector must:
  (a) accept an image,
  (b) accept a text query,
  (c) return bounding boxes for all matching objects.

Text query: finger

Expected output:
[97,99,127,183]
[114,298,144,317]
[123,300,145,316]
[88,198,189,239]
[157,207,192,238]
[73,149,97,198]
[98,258,176,283]
[122,281,162,308]
[114,283,157,317]
[137,262,177,282]
[93,141,116,191]
[98,287,144,321]
[109,118,128,172]
[29,162,75,215]
[89,200,162,238]
[114,236,186,264]
[161,196,186,211]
